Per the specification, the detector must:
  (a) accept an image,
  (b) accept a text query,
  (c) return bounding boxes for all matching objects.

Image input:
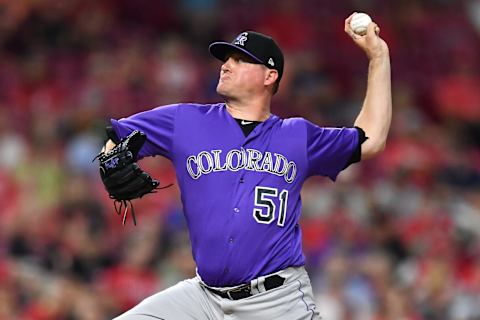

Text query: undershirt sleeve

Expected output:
[343,126,368,169]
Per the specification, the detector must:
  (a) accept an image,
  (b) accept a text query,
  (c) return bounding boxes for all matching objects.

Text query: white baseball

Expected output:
[350,12,372,36]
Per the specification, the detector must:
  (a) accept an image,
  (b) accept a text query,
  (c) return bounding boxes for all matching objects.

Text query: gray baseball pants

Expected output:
[113,266,321,320]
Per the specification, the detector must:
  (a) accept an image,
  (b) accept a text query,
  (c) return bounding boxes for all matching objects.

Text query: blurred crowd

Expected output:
[0,0,479,319]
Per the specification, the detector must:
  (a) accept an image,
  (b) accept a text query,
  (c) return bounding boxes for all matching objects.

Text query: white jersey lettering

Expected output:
[186,148,298,183]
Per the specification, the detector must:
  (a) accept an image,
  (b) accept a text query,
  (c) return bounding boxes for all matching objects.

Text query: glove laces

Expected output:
[113,183,174,226]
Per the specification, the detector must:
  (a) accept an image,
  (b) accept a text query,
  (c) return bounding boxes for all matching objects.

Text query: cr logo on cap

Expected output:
[234,32,248,46]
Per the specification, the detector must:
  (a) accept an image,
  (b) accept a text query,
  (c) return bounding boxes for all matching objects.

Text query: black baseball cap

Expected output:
[209,31,284,82]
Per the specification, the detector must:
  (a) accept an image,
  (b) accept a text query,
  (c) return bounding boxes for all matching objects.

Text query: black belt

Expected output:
[206,274,285,300]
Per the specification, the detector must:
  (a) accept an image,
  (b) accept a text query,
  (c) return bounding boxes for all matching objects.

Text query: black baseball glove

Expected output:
[94,130,162,225]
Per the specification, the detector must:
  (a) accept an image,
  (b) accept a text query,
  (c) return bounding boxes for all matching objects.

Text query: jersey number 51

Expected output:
[253,186,289,227]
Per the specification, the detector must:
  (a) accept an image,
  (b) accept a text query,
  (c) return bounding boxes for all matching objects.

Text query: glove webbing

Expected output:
[113,183,174,226]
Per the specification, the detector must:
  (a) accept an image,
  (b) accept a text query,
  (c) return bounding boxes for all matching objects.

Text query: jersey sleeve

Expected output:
[110,104,178,160]
[305,120,359,180]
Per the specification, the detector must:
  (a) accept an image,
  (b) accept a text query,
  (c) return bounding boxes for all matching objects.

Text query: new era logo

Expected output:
[234,32,248,46]
[268,58,274,66]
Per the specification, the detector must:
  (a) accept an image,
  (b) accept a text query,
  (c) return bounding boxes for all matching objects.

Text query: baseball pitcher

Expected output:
[97,13,392,320]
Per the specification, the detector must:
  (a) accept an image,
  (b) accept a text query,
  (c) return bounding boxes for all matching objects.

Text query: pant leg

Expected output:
[113,278,221,320]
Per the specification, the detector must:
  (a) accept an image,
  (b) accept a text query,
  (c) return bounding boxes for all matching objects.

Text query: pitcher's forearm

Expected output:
[354,54,392,159]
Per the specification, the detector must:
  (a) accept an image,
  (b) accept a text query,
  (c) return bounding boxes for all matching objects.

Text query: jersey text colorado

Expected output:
[186,148,297,183]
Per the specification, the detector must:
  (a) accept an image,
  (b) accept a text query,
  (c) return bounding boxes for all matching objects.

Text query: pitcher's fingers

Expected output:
[345,12,358,39]
[366,22,380,37]
[344,12,358,33]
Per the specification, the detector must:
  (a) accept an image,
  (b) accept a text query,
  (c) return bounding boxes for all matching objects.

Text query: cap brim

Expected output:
[209,42,263,64]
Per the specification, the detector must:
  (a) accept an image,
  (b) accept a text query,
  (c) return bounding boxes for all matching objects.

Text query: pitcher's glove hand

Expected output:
[94,130,160,225]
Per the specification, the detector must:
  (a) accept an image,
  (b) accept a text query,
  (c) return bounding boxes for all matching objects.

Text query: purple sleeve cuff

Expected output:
[109,119,152,160]
[108,104,178,160]
[110,118,132,140]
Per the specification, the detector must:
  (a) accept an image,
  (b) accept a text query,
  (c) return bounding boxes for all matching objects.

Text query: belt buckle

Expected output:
[227,284,250,300]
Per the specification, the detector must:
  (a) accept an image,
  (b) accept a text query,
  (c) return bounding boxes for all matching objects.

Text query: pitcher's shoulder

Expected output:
[278,116,310,130]
[175,102,225,115]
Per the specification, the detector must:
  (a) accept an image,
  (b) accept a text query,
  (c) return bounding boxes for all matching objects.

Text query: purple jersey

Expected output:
[111,103,358,287]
